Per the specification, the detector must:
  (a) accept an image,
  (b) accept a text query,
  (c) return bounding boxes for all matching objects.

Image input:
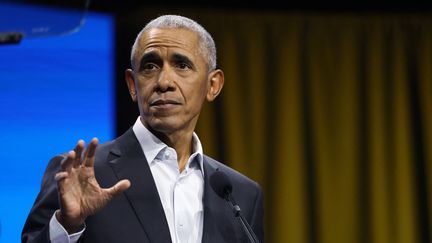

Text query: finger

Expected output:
[104,179,131,198]
[72,140,85,168]
[55,171,69,182]
[83,137,99,167]
[55,172,69,194]
[61,151,76,172]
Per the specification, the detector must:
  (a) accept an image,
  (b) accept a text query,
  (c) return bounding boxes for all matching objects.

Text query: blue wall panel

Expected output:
[0,9,114,242]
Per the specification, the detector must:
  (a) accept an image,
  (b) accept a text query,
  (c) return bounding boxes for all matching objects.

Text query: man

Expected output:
[22,15,263,243]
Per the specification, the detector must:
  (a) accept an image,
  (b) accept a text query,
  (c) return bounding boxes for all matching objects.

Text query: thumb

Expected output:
[105,179,131,198]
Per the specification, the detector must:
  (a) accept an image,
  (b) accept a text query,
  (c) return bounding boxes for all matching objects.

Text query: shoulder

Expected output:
[203,155,261,193]
[203,155,264,229]
[44,137,119,173]
[93,139,116,160]
[93,128,138,161]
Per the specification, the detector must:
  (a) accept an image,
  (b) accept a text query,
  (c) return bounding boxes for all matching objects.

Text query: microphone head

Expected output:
[210,170,233,200]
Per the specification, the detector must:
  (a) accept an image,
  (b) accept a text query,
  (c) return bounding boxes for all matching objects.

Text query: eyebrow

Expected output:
[138,52,162,70]
[171,53,196,70]
[138,51,196,71]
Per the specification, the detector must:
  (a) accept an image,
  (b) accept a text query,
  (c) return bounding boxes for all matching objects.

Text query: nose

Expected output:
[156,68,176,92]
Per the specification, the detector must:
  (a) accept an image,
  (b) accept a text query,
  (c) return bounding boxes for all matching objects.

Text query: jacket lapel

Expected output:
[107,129,172,243]
[202,157,235,243]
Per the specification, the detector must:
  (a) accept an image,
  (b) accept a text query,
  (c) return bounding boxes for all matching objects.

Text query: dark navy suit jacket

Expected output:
[22,128,264,243]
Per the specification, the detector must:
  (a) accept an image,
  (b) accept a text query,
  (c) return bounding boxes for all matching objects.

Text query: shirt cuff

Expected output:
[49,211,85,243]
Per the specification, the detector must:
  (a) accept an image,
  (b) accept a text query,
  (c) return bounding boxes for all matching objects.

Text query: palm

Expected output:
[55,138,130,232]
[59,165,108,218]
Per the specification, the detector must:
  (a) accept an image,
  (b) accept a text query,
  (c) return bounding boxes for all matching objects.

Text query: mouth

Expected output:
[149,99,182,108]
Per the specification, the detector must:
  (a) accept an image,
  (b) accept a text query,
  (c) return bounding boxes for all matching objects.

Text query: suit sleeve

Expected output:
[21,155,64,243]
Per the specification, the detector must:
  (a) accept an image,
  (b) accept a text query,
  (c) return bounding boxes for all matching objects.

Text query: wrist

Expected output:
[55,210,85,234]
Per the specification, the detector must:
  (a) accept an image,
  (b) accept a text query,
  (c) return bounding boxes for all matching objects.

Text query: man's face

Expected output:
[126,28,221,135]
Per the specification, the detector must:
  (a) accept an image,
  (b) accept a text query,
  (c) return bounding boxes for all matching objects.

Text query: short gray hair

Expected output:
[131,15,217,71]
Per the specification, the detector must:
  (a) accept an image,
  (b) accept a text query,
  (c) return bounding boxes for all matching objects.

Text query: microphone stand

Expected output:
[225,194,261,243]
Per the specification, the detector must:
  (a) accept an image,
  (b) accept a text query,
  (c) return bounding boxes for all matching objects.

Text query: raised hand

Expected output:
[54,138,131,233]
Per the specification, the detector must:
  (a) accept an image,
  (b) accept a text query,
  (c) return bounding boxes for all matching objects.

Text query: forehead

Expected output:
[135,28,201,58]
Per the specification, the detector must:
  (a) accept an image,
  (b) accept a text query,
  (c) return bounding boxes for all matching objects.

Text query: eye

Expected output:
[141,63,160,75]
[176,62,191,70]
[143,63,158,70]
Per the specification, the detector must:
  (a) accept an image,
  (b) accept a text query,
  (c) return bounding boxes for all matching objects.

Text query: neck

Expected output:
[140,115,200,172]
[149,127,194,172]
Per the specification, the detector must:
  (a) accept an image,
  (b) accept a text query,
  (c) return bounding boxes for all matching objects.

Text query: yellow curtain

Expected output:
[193,13,432,243]
[120,9,432,243]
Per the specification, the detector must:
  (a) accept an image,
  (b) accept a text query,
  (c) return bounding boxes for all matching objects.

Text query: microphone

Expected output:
[210,171,261,243]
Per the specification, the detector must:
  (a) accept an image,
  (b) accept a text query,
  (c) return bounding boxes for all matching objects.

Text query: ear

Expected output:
[206,69,224,102]
[125,69,137,102]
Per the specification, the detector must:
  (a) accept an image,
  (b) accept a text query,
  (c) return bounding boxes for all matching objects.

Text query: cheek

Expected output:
[136,79,153,98]
[186,81,208,107]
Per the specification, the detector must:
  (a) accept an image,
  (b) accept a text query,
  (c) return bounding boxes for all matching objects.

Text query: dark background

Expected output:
[85,0,432,135]
[89,1,432,13]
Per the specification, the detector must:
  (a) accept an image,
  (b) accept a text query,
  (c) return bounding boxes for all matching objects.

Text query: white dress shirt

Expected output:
[49,117,204,243]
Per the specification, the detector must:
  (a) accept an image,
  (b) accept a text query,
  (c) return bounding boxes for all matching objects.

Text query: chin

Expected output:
[147,118,183,134]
